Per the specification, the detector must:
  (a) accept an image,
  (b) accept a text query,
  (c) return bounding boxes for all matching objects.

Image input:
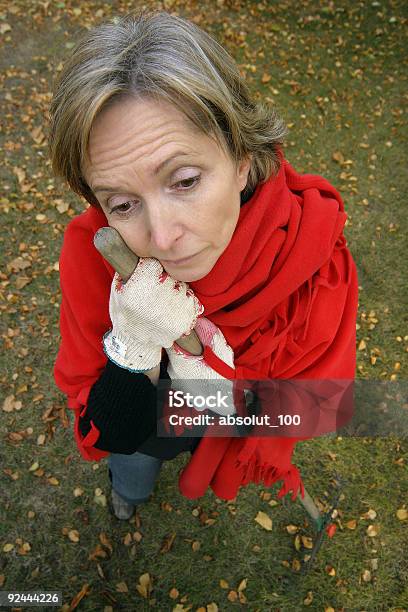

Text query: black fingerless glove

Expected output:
[78,359,158,454]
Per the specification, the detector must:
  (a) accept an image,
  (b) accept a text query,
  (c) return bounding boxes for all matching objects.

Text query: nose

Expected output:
[146,202,184,254]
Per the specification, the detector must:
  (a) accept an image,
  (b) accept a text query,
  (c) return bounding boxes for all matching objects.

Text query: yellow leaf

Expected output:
[303,591,313,605]
[136,585,147,598]
[237,578,247,591]
[73,487,83,497]
[358,339,367,350]
[29,462,39,472]
[366,524,379,537]
[68,530,80,542]
[219,579,229,589]
[0,23,12,34]
[48,477,59,486]
[3,395,15,412]
[361,509,377,520]
[362,569,372,582]
[294,534,301,551]
[286,524,299,534]
[396,508,408,521]
[56,201,69,214]
[332,151,344,164]
[3,543,14,552]
[139,572,151,587]
[346,519,357,529]
[254,511,272,531]
[116,582,128,593]
[301,536,313,549]
[206,603,218,611]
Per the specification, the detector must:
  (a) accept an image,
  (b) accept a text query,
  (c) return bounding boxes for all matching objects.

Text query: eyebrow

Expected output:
[91,151,195,194]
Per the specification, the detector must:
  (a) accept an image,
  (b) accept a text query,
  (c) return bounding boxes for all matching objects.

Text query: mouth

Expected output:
[160,249,205,266]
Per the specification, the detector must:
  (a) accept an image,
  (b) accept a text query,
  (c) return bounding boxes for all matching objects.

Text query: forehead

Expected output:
[84,95,230,172]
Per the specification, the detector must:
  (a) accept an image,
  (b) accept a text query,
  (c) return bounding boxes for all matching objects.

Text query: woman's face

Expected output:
[84,96,251,282]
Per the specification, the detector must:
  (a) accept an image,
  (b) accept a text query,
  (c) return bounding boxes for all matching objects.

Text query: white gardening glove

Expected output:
[103,258,204,372]
[166,316,237,416]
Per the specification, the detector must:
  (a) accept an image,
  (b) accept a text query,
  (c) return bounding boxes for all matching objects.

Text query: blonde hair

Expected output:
[48,9,288,207]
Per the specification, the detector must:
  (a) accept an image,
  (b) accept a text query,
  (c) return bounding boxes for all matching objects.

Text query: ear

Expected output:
[236,154,253,192]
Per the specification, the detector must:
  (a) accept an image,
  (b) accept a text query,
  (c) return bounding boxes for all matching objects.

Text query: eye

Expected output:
[173,175,201,190]
[110,201,136,215]
[108,175,201,216]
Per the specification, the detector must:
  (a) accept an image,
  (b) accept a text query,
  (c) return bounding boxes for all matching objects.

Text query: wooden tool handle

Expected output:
[94,227,203,356]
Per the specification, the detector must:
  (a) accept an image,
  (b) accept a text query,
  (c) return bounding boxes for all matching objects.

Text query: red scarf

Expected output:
[176,151,358,501]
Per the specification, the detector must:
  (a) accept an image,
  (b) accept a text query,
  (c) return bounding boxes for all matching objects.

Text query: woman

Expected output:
[49,10,358,520]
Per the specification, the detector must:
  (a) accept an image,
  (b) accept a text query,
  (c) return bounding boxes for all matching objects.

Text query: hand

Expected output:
[103,257,204,372]
[77,360,158,454]
[166,317,237,416]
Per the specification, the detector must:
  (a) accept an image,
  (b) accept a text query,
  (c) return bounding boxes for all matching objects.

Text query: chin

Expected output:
[172,270,209,283]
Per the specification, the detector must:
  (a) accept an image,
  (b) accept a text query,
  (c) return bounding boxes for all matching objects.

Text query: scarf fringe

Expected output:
[235,453,305,502]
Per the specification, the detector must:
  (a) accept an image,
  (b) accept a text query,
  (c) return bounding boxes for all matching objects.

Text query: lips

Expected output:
[160,249,204,265]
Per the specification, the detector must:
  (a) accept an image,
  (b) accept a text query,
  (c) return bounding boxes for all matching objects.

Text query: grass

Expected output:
[0,1,407,610]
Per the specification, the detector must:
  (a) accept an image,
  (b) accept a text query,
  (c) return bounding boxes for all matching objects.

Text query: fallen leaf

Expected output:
[294,534,301,551]
[301,536,313,549]
[396,508,407,521]
[88,544,107,561]
[7,257,31,273]
[68,530,80,543]
[303,591,313,605]
[99,532,113,554]
[254,511,272,531]
[68,583,90,610]
[3,395,16,412]
[366,524,380,537]
[116,582,128,593]
[15,275,31,289]
[136,572,152,598]
[0,23,12,34]
[160,532,176,553]
[361,509,377,520]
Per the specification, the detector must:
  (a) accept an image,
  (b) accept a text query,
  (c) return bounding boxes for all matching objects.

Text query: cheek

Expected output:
[107,220,147,256]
